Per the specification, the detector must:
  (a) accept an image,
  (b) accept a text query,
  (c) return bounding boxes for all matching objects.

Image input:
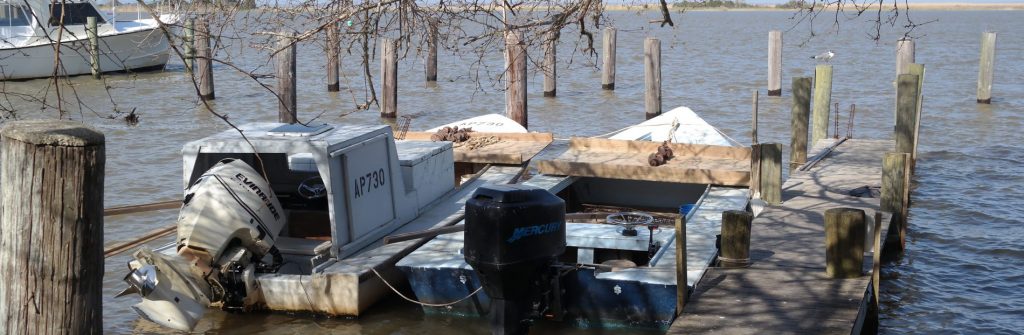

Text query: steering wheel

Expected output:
[297,176,327,200]
[606,212,654,237]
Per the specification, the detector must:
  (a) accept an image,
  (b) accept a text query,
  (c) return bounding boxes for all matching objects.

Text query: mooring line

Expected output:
[371,268,482,307]
[103,199,180,258]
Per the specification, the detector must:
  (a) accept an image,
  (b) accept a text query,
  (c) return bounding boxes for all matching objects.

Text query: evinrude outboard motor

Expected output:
[464,184,565,335]
[119,158,287,331]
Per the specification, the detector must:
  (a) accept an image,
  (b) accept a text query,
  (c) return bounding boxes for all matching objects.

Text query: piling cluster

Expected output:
[647,141,675,166]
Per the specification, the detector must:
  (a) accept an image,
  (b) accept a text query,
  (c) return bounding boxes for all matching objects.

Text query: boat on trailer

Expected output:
[118,115,530,331]
[395,106,753,331]
[0,0,176,80]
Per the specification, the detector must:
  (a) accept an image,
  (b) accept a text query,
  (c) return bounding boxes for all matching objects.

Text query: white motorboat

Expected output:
[0,0,176,80]
[117,115,531,331]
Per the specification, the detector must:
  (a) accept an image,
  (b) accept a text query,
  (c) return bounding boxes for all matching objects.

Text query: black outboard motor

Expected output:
[464,184,566,335]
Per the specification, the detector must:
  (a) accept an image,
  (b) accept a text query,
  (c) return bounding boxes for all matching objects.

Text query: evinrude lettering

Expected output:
[506,222,561,243]
[234,173,281,219]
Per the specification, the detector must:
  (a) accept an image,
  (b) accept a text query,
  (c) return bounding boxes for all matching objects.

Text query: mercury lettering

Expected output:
[506,222,561,243]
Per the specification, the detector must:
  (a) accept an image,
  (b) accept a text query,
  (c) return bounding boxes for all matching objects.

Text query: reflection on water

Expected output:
[3,9,1023,335]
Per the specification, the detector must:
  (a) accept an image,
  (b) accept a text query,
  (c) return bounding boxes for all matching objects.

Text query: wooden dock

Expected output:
[669,138,897,335]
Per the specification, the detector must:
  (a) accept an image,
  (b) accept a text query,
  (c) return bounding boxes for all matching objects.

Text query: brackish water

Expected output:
[2,9,1022,335]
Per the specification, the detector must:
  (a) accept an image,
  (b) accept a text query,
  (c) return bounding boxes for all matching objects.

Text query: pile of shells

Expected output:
[648,141,675,166]
[430,126,472,143]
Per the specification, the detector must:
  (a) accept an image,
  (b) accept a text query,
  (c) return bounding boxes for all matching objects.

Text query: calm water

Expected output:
[2,9,1022,334]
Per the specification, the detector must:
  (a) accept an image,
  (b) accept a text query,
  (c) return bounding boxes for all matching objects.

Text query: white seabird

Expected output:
[811,50,835,63]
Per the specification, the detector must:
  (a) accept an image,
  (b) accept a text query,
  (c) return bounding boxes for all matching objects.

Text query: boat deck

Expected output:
[668,138,896,334]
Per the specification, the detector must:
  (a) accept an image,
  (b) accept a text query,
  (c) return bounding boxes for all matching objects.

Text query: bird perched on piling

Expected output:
[812,50,835,63]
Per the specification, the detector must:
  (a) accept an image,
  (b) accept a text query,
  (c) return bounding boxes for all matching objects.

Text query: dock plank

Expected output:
[669,139,895,335]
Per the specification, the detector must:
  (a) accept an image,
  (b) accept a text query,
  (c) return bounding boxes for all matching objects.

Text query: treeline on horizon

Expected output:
[672,0,806,9]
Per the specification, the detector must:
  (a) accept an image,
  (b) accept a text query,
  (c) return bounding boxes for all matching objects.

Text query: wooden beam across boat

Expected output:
[536,137,752,186]
[402,132,554,165]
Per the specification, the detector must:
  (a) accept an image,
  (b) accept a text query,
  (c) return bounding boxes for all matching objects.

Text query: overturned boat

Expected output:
[396,107,754,332]
[118,117,532,331]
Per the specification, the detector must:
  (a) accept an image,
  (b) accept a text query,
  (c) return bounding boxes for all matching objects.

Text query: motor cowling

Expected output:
[176,158,286,272]
[464,184,565,335]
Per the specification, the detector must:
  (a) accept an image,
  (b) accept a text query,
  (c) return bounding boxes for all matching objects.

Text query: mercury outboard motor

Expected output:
[464,184,566,335]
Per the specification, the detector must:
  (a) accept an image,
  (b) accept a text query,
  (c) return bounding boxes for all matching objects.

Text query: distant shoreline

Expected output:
[604,3,1024,11]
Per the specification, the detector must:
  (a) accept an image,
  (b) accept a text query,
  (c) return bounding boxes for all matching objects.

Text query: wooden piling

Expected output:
[720,210,753,268]
[543,31,558,97]
[881,152,910,250]
[644,37,661,120]
[767,30,782,96]
[184,18,195,74]
[790,77,812,170]
[426,19,438,82]
[907,63,925,165]
[759,142,782,205]
[977,32,996,104]
[505,31,527,128]
[675,216,687,316]
[895,74,920,157]
[896,38,915,76]
[277,32,297,123]
[825,208,866,279]
[0,120,105,334]
[326,22,340,92]
[87,16,100,79]
[601,27,617,90]
[811,64,833,145]
[752,90,759,144]
[195,18,215,100]
[381,38,398,118]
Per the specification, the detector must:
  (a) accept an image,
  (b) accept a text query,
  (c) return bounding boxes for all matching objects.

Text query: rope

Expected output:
[717,255,751,267]
[371,268,483,307]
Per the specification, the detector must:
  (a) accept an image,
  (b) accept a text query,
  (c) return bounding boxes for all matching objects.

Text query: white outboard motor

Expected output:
[120,158,287,331]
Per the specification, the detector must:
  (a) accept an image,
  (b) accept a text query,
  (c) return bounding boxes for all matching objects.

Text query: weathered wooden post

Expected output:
[0,120,105,334]
[907,63,925,166]
[895,74,920,158]
[326,22,340,92]
[790,77,812,170]
[644,37,661,120]
[812,64,833,145]
[896,38,915,76]
[767,30,782,96]
[977,31,996,104]
[543,31,558,97]
[881,152,910,250]
[184,18,195,74]
[759,143,782,205]
[426,19,438,82]
[601,27,617,90]
[277,32,297,123]
[195,17,215,100]
[720,210,753,268]
[505,31,527,128]
[752,90,759,144]
[825,208,866,279]
[381,38,398,118]
[675,216,687,316]
[87,16,100,79]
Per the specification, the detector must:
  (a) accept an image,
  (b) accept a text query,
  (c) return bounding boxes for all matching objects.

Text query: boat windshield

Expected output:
[48,2,105,26]
[1,3,31,26]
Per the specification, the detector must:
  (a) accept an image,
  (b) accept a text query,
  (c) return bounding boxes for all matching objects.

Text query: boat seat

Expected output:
[275,236,332,256]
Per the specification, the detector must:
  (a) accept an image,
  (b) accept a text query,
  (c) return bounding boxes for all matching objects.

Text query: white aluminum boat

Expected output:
[0,0,175,80]
[396,107,752,330]
[117,115,530,331]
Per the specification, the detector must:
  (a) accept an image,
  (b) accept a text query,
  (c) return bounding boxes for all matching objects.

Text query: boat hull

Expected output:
[0,27,170,80]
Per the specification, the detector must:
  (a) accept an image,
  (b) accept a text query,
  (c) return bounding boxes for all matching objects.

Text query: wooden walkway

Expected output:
[669,138,896,335]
